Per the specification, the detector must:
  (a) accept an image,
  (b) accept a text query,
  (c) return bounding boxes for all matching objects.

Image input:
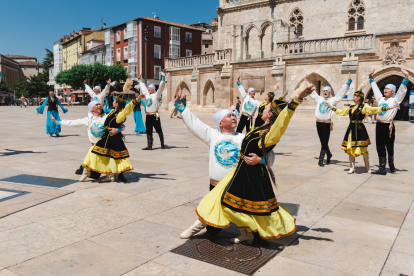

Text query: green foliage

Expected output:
[14,72,52,98]
[0,78,9,91]
[55,63,128,90]
[42,48,54,78]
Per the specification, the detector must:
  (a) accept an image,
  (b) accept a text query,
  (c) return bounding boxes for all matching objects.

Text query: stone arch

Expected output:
[260,21,275,58]
[175,81,191,103]
[295,72,335,96]
[244,24,260,60]
[203,79,216,106]
[362,65,414,97]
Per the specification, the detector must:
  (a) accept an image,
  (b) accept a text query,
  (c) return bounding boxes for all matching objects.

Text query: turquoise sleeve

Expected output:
[174,101,186,113]
[369,76,374,83]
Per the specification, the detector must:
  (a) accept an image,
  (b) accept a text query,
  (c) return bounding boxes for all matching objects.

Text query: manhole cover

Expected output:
[171,230,285,275]
[0,174,78,188]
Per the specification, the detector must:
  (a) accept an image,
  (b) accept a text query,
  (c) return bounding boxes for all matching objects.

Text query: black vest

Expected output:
[47,97,58,112]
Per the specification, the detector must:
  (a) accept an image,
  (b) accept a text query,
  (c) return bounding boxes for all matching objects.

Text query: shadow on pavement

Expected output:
[0,149,47,156]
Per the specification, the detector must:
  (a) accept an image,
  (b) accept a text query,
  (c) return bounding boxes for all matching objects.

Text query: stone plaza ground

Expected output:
[0,105,414,276]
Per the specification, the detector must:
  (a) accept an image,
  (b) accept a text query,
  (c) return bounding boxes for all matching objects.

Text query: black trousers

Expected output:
[376,122,395,158]
[316,122,331,151]
[236,114,251,133]
[145,114,163,135]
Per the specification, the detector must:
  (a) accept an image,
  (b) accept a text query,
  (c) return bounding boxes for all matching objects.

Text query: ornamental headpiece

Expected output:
[116,93,127,103]
[267,92,275,100]
[354,90,364,98]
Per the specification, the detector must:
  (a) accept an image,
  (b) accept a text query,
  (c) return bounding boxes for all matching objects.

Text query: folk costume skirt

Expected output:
[46,111,62,135]
[133,110,146,133]
[341,122,370,157]
[196,169,297,239]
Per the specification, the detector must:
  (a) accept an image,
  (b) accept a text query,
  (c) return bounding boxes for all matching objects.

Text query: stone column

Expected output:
[190,70,199,109]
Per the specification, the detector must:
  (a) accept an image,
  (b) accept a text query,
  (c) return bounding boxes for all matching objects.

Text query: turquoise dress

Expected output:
[36,96,68,135]
[133,100,146,133]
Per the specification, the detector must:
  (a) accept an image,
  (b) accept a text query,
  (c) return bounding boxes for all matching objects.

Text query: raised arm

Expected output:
[116,97,143,123]
[368,70,385,103]
[330,106,350,116]
[174,87,212,145]
[362,105,394,115]
[138,76,149,97]
[331,75,352,105]
[395,69,410,103]
[84,80,95,98]
[155,73,166,99]
[36,97,48,114]
[236,74,247,98]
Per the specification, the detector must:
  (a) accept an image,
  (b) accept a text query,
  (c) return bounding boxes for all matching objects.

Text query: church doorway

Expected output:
[366,75,413,121]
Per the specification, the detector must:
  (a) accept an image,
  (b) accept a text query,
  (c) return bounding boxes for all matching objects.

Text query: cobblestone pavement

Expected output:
[0,106,413,276]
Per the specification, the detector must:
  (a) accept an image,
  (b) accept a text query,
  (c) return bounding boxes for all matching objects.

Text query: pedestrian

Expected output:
[235,97,241,117]
[236,74,260,133]
[36,89,69,137]
[369,68,410,175]
[327,87,397,174]
[20,95,26,108]
[138,72,166,150]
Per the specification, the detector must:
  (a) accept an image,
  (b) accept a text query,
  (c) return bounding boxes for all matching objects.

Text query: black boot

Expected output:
[318,149,326,167]
[75,165,84,175]
[142,134,153,150]
[118,172,128,183]
[326,148,332,165]
[388,156,396,173]
[158,133,165,149]
[372,157,387,175]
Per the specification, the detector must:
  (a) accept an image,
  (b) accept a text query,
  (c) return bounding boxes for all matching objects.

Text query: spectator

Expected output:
[37,96,42,106]
[235,96,241,117]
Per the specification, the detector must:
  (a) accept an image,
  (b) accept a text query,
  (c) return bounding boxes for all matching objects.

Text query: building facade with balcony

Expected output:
[80,39,106,65]
[48,38,66,92]
[164,0,414,116]
[105,17,203,88]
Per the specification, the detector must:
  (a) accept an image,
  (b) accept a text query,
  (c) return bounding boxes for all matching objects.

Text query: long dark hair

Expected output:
[249,110,278,188]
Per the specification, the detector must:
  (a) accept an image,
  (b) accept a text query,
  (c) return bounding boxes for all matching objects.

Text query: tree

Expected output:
[42,48,54,79]
[14,72,51,98]
[0,78,9,91]
[55,63,128,90]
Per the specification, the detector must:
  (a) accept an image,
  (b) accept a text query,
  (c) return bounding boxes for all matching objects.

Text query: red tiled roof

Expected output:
[5,55,36,59]
[18,61,43,66]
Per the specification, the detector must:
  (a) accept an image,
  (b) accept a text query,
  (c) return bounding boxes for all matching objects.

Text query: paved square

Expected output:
[0,106,413,276]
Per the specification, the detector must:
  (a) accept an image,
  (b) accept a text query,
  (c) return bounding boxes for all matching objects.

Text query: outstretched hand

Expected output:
[237,74,242,81]
[137,94,146,101]
[106,78,111,84]
[369,69,375,77]
[348,72,352,80]
[84,79,88,84]
[401,68,409,78]
[160,71,165,77]
[174,87,182,103]
[297,85,315,100]
[283,90,288,98]
[49,114,56,123]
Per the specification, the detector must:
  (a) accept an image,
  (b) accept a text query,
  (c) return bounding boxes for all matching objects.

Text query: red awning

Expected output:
[71,90,88,94]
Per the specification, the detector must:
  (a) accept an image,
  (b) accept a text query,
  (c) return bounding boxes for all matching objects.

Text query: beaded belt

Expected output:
[351,120,363,123]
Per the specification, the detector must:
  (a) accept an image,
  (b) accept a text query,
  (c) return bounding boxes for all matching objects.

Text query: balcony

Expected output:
[116,56,121,62]
[165,49,232,70]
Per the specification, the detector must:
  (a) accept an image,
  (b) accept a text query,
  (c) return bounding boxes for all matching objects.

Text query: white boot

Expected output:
[230,228,254,244]
[180,218,207,239]
[348,155,355,174]
[101,174,115,182]
[363,154,371,173]
[79,167,90,182]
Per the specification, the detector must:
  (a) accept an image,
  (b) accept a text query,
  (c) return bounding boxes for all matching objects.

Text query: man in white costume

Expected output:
[83,78,115,106]
[172,86,275,238]
[309,73,352,167]
[236,75,261,133]
[138,72,166,150]
[369,68,409,175]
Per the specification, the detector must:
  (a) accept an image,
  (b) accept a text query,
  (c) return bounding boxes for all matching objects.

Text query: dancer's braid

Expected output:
[260,114,277,188]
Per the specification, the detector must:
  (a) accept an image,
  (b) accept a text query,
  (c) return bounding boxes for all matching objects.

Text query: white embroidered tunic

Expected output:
[236,81,260,117]
[139,77,166,113]
[84,84,110,106]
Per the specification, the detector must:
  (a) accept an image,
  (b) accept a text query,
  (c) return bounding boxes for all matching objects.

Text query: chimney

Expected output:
[156,17,159,19]
[104,23,106,28]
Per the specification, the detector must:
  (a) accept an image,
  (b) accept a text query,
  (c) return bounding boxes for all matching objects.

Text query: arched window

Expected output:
[348,0,366,32]
[289,8,304,38]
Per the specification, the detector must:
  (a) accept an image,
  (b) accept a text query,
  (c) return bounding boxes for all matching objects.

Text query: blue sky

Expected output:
[0,0,218,62]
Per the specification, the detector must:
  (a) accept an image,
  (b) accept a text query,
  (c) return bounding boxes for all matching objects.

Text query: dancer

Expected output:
[133,90,146,134]
[50,101,125,181]
[236,74,260,133]
[174,86,276,237]
[327,88,397,174]
[84,78,113,106]
[254,86,289,128]
[369,68,409,175]
[310,73,353,167]
[138,72,166,150]
[180,82,314,243]
[82,91,144,183]
[36,89,68,137]
[104,90,116,114]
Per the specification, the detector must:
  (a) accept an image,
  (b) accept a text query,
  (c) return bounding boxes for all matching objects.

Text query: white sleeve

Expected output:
[394,83,408,104]
[100,84,110,102]
[156,81,165,99]
[371,80,385,103]
[331,84,350,106]
[309,91,321,101]
[60,117,89,127]
[238,85,247,99]
[139,81,149,96]
[181,107,213,146]
[84,84,95,98]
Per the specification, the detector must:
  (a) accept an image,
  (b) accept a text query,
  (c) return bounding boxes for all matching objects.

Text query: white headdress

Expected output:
[94,86,101,92]
[88,100,99,126]
[323,86,332,93]
[386,84,396,92]
[248,87,255,93]
[214,109,232,132]
[148,84,156,90]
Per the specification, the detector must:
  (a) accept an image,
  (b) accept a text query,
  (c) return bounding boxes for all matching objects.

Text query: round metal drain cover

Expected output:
[197,240,262,262]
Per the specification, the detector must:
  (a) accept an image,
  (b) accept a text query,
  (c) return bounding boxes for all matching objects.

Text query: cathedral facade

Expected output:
[164,0,414,117]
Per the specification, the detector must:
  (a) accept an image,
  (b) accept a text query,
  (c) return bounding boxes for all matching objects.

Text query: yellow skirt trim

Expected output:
[342,132,369,157]
[82,147,133,175]
[196,169,297,239]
